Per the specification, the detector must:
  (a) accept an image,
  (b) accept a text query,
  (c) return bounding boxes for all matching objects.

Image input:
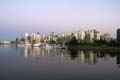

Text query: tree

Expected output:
[66,36,78,45]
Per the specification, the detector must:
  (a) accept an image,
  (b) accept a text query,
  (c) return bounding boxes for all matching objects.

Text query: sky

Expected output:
[0,0,120,40]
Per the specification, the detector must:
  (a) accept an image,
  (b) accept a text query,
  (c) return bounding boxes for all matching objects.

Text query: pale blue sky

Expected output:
[0,0,120,40]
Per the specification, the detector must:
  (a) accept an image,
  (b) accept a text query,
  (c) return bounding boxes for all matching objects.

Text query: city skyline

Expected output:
[0,29,116,41]
[0,0,120,40]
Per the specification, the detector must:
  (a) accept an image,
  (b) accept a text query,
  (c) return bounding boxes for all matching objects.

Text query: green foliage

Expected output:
[49,40,56,44]
[94,40,107,46]
[66,38,120,47]
[94,39,120,47]
[107,40,116,46]
[66,36,78,45]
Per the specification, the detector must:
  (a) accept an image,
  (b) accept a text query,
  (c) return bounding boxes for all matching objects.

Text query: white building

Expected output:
[77,30,85,43]
[85,30,95,44]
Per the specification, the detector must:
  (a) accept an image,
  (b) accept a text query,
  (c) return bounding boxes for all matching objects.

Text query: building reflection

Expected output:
[76,50,85,63]
[69,50,99,64]
[17,46,120,66]
[116,53,120,64]
[18,46,69,60]
[19,46,34,58]
[84,50,98,64]
[67,49,120,65]
[116,52,120,68]
[69,49,78,60]
[32,47,42,59]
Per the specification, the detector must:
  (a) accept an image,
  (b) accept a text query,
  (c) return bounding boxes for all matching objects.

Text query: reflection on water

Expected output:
[117,53,120,68]
[1,45,120,80]
[18,46,70,60]
[16,45,120,65]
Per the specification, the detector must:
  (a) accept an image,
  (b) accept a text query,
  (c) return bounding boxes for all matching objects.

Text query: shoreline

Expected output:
[67,46,120,51]
[1,44,120,50]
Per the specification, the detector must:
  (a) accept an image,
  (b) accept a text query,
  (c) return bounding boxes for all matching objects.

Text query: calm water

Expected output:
[0,45,120,80]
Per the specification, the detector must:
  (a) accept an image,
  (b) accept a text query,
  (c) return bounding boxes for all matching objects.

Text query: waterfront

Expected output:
[0,44,120,80]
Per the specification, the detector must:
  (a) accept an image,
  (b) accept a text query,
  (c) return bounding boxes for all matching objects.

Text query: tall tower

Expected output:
[117,29,120,44]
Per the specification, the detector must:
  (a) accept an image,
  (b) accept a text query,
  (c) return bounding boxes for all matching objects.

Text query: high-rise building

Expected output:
[117,29,120,44]
[104,33,111,42]
[85,30,95,44]
[77,30,85,43]
[24,33,29,43]
[94,30,100,41]
[34,32,43,43]
[30,32,43,44]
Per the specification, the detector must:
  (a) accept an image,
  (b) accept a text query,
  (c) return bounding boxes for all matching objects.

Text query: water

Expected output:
[0,44,120,80]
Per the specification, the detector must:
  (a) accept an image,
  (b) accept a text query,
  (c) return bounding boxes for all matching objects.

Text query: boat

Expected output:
[18,42,31,46]
[42,44,53,48]
[33,43,41,47]
[52,44,66,49]
[25,42,31,46]
[54,45,66,49]
[18,44,25,47]
[25,43,31,46]
[42,43,66,49]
